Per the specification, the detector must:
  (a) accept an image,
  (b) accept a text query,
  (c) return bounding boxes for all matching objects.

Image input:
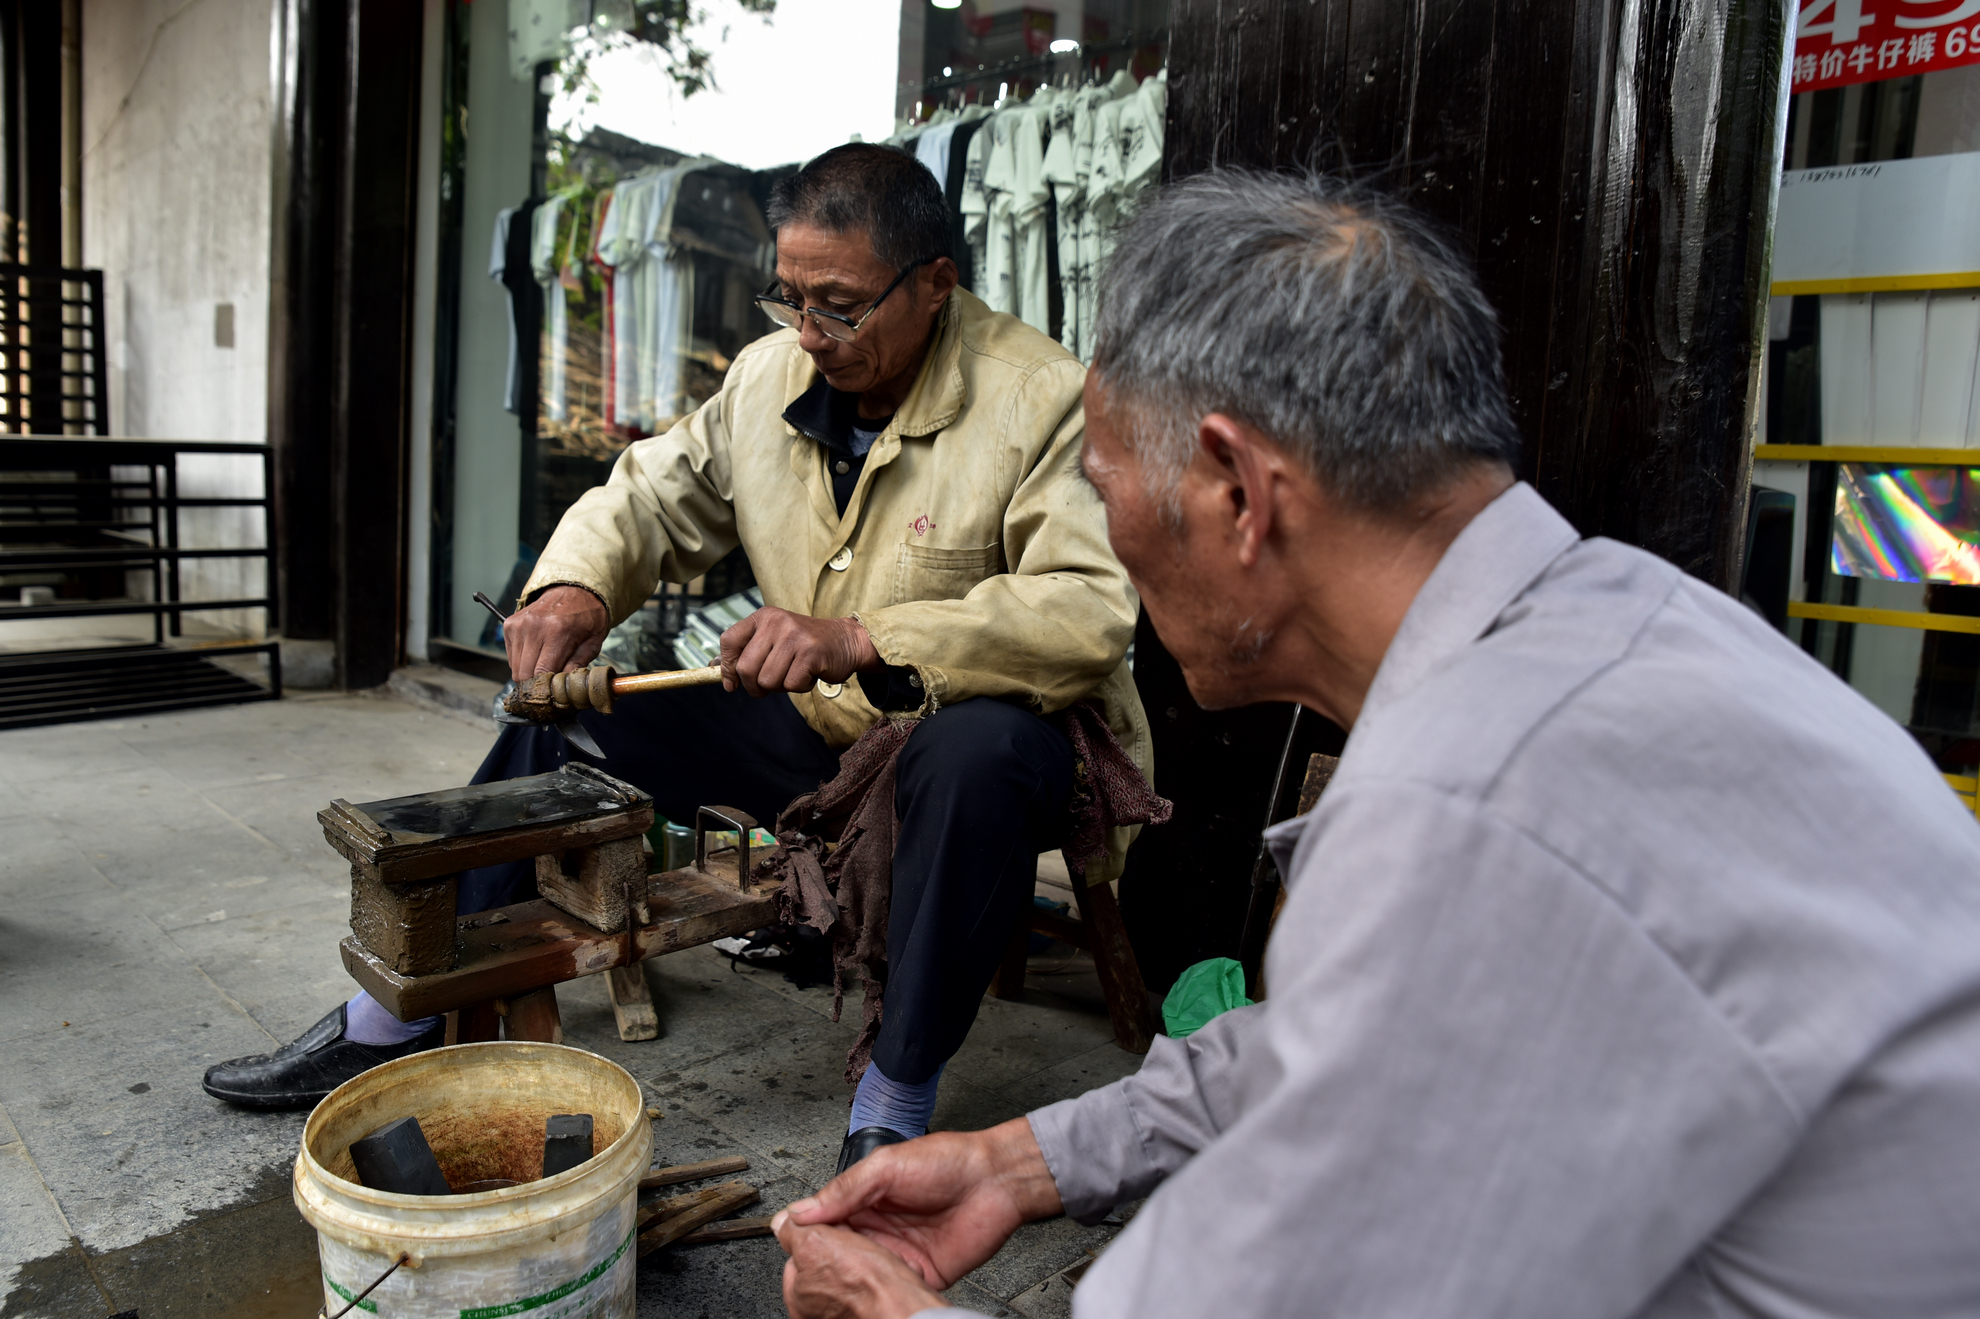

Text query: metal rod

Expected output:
[1237,706,1305,994]
[321,1253,408,1319]
[913,27,1168,95]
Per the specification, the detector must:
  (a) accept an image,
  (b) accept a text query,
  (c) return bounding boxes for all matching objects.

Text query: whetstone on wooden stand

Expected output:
[321,766,779,1032]
[342,846,777,1019]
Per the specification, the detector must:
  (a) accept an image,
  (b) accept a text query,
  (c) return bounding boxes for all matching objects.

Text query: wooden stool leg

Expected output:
[989,922,1029,1000]
[1072,880,1157,1054]
[504,986,564,1043]
[604,964,659,1041]
[451,1000,501,1044]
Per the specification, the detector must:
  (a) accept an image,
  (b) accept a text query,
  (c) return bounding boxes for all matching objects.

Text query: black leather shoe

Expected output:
[836,1126,908,1175]
[202,1004,445,1110]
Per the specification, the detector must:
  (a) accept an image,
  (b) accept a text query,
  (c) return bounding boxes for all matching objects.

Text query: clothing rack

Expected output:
[911,28,1167,99]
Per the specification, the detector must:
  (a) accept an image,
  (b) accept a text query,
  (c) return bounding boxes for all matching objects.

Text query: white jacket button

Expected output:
[817,681,843,698]
[828,546,854,572]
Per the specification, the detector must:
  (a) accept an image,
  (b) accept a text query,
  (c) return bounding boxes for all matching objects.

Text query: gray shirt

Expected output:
[945,483,1980,1318]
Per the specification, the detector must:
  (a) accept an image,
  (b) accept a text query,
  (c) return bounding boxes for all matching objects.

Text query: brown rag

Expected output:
[758,701,1171,1084]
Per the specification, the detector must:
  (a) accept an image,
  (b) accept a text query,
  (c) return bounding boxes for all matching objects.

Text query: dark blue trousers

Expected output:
[462,686,1074,1084]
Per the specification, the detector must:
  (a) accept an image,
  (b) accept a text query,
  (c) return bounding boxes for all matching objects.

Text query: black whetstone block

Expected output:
[542,1113,594,1178]
[350,1116,452,1195]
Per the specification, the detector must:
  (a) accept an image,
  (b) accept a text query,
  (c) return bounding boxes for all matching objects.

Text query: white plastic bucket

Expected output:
[294,1041,652,1318]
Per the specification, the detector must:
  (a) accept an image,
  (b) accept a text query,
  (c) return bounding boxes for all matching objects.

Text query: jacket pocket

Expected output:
[893,543,1003,604]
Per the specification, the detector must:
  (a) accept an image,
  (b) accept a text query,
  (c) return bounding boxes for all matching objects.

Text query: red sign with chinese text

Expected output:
[1792,0,1980,93]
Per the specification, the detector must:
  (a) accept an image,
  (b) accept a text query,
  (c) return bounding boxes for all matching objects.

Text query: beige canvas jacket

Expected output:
[523,289,1150,883]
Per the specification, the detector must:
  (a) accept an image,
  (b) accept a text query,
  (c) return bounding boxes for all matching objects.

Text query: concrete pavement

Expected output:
[0,686,1137,1318]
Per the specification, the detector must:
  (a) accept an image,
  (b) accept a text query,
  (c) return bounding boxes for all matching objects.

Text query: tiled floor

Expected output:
[0,687,1137,1318]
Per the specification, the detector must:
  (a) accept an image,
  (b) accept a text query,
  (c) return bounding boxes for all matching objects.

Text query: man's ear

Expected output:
[1199,413,1279,567]
[926,257,960,313]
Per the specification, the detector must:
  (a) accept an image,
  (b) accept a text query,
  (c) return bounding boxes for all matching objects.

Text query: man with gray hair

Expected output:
[768,171,1980,1317]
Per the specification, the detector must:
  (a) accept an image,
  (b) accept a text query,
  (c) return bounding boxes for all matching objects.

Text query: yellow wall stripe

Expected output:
[1754,445,1979,465]
[1771,274,1980,296]
[1787,601,1980,636]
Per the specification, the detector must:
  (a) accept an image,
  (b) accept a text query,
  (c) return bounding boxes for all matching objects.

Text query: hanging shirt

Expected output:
[979,112,1020,315]
[588,188,619,431]
[645,162,712,430]
[959,124,992,298]
[1070,86,1105,360]
[1013,94,1054,337]
[638,164,696,431]
[489,205,519,410]
[490,197,543,416]
[1120,74,1167,214]
[1080,94,1133,361]
[531,193,572,423]
[914,119,964,194]
[597,171,656,431]
[945,113,989,290]
[1042,93,1082,353]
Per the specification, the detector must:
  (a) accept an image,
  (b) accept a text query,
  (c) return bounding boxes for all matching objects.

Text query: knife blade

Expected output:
[472,591,608,759]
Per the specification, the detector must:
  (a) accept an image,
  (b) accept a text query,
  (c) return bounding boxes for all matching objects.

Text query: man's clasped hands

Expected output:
[770,1118,1061,1319]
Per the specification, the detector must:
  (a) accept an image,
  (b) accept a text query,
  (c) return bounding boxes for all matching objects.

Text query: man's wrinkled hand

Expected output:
[777,1120,1063,1293]
[720,608,881,697]
[775,1218,946,1319]
[503,585,609,681]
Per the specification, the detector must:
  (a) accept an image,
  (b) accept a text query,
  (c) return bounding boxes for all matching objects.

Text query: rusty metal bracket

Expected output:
[694,805,759,891]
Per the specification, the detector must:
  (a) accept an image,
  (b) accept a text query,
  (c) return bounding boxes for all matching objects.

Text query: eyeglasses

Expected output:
[754,258,937,343]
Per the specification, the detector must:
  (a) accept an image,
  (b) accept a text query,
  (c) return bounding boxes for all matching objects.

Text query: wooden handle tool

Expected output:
[502,664,723,722]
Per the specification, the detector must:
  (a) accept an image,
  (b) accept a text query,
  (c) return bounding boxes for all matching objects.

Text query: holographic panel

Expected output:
[1832,464,1980,586]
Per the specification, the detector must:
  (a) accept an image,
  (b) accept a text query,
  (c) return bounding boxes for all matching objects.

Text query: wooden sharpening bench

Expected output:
[321,764,777,1045]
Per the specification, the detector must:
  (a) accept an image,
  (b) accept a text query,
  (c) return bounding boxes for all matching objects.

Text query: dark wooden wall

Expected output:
[269,0,341,651]
[1164,0,1789,583]
[1120,0,1789,990]
[269,0,423,689]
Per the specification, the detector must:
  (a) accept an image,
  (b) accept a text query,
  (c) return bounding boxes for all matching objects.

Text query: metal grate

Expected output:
[0,435,281,726]
[0,266,109,436]
[0,645,276,730]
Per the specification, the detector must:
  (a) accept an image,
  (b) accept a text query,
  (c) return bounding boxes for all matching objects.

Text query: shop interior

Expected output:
[1759,63,1980,780]
[426,0,1170,685]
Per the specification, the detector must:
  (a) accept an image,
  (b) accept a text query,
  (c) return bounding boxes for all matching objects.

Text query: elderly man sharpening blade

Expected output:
[203,145,1164,1172]
[767,174,1980,1318]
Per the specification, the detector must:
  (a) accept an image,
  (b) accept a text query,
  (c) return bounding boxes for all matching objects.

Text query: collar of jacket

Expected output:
[781,376,863,453]
[779,292,969,444]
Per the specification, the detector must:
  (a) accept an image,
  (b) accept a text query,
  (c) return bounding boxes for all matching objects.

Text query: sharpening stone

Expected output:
[349,1115,452,1196]
[542,1113,595,1178]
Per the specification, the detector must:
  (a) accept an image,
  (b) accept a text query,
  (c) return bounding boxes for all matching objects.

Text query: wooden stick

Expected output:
[613,666,722,697]
[676,1215,775,1245]
[635,1183,737,1232]
[638,1156,750,1192]
[637,1183,760,1257]
[504,665,724,722]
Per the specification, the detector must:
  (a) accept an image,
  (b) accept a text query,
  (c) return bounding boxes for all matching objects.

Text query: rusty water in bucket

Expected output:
[295,1042,652,1318]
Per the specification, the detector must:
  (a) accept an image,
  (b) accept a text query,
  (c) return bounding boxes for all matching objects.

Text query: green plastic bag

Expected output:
[1162,957,1253,1039]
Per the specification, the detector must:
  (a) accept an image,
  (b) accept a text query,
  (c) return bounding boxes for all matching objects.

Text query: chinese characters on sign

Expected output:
[1793,0,1980,93]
